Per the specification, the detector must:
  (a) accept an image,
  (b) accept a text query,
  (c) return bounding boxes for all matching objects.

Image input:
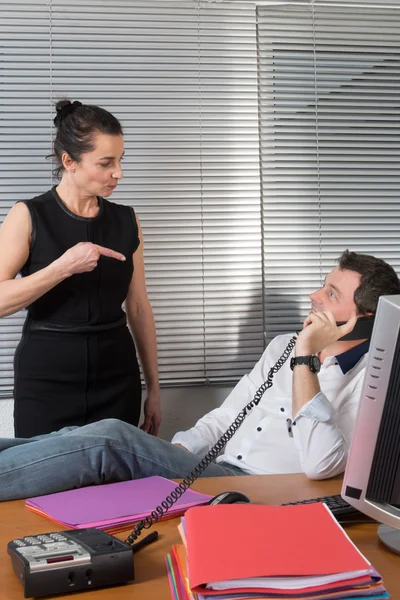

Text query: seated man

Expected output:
[1,250,399,501]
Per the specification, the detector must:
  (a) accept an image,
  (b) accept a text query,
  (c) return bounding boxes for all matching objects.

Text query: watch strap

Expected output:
[290,355,320,373]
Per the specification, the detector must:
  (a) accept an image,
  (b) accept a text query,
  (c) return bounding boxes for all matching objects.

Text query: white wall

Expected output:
[0,400,13,437]
[157,385,234,441]
[0,384,233,440]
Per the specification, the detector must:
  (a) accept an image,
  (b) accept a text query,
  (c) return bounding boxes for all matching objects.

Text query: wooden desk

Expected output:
[1,474,399,599]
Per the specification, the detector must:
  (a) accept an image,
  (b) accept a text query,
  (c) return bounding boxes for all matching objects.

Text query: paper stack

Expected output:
[165,502,389,600]
[25,476,212,534]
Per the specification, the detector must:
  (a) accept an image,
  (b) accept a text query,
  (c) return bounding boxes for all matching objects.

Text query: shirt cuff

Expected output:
[171,428,208,455]
[295,391,335,422]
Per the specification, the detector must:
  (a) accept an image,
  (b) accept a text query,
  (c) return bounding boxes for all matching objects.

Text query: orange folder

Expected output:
[184,503,371,592]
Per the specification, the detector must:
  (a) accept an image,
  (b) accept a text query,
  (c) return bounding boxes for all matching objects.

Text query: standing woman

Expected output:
[0,100,161,438]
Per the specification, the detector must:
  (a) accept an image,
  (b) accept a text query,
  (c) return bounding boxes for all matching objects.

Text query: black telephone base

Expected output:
[8,528,134,598]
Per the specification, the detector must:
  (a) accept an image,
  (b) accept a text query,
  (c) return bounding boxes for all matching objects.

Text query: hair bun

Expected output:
[54,100,83,127]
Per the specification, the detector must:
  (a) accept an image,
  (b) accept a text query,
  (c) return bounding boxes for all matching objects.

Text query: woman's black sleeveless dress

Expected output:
[13,187,142,438]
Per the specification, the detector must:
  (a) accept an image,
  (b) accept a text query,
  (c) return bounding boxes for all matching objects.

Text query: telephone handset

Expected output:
[124,334,298,546]
[337,315,375,341]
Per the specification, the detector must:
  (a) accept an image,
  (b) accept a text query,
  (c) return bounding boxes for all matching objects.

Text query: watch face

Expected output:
[310,355,321,373]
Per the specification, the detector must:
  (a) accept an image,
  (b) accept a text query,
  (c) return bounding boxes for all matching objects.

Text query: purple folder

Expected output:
[25,476,212,529]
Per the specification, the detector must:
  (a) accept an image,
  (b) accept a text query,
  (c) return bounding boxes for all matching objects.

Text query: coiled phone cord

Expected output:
[125,335,297,546]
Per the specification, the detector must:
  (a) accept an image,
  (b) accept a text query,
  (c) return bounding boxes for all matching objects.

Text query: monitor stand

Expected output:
[378,524,400,554]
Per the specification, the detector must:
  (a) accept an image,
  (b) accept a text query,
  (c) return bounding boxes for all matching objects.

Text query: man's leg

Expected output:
[0,419,242,501]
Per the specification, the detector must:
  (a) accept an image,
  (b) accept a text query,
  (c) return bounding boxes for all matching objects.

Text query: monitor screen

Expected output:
[342,294,400,552]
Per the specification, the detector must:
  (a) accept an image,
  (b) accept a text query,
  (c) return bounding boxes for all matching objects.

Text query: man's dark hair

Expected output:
[338,250,400,314]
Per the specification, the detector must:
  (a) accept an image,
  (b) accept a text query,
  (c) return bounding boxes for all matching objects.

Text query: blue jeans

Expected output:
[0,419,245,501]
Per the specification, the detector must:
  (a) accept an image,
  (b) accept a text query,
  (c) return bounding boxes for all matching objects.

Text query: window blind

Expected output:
[0,0,262,396]
[2,0,398,397]
[257,0,400,343]
[0,0,53,396]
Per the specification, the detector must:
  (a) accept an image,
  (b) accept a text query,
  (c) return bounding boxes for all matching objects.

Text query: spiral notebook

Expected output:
[25,476,212,533]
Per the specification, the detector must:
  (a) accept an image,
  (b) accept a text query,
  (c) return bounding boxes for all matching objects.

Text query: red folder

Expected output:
[171,544,378,599]
[184,503,370,592]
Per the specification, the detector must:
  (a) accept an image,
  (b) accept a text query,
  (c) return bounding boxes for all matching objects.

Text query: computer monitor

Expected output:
[342,294,400,554]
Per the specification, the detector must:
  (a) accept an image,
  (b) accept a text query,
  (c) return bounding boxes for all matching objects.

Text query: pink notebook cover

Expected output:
[25,476,212,529]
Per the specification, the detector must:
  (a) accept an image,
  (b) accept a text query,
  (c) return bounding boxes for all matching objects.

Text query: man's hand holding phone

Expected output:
[296,311,358,356]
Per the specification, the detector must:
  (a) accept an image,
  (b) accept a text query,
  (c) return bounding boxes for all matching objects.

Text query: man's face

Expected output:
[309,267,361,323]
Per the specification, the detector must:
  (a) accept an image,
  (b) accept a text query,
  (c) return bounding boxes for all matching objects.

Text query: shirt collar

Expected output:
[335,339,370,374]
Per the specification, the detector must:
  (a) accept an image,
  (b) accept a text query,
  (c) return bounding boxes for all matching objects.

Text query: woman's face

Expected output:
[67,132,124,197]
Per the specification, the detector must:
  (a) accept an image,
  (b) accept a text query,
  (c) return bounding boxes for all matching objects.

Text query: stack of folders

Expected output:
[25,476,212,534]
[165,503,389,600]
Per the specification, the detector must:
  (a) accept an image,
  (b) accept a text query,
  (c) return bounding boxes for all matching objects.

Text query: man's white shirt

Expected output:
[172,334,369,479]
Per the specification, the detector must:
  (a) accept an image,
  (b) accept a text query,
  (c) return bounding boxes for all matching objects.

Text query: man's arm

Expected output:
[292,364,321,418]
[171,374,256,454]
[291,311,360,479]
[292,310,357,415]
[172,351,268,454]
[291,384,364,479]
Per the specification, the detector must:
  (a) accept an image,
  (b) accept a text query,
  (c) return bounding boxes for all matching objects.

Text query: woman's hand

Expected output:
[140,390,162,436]
[55,242,126,278]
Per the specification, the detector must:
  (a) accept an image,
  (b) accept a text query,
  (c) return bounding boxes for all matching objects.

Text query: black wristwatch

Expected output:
[290,355,321,373]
